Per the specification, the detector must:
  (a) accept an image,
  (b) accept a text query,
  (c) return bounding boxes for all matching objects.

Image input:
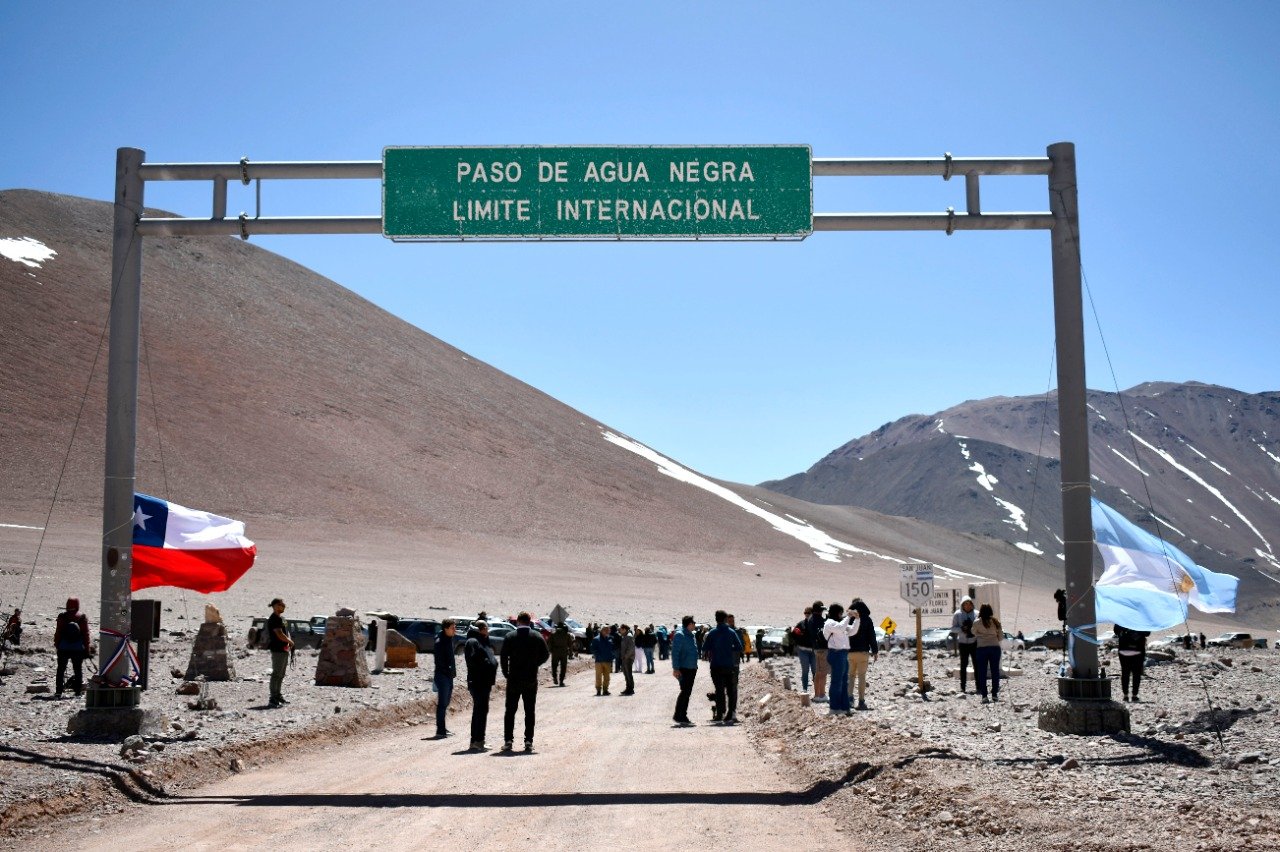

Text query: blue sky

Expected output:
[3,2,1277,484]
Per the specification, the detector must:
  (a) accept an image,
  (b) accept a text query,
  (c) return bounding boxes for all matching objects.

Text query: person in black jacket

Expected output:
[464,620,499,750]
[1115,624,1150,702]
[847,599,879,711]
[804,602,830,703]
[432,619,458,738]
[499,612,550,752]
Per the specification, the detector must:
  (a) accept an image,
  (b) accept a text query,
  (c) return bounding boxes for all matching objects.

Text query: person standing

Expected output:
[656,624,670,661]
[464,620,498,751]
[499,612,550,752]
[54,598,91,698]
[639,625,657,673]
[971,604,1003,703]
[792,606,815,694]
[847,599,878,711]
[950,596,978,694]
[618,625,637,695]
[822,603,853,714]
[432,619,458,737]
[670,615,699,726]
[703,610,743,724]
[755,628,766,662]
[1115,624,1150,702]
[805,602,830,702]
[265,598,292,708]
[591,625,614,695]
[3,608,22,647]
[548,622,572,686]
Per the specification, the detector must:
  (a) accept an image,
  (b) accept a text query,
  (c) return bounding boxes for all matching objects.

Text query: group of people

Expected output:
[948,596,1006,703]
[433,612,550,753]
[788,600,880,714]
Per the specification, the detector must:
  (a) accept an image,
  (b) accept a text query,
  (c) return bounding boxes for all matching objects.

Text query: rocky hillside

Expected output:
[762,384,1280,621]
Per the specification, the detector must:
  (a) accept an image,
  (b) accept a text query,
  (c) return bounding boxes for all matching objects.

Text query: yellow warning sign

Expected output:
[880,616,897,635]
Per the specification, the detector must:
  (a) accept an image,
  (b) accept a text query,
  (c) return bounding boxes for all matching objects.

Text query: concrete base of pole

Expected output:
[66,707,170,741]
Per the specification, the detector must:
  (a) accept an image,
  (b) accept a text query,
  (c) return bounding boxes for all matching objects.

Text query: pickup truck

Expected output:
[246,617,325,650]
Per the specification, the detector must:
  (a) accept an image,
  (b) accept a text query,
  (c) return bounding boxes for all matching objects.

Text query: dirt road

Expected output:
[65,666,839,850]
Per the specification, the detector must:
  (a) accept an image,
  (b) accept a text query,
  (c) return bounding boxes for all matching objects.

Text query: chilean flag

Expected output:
[131,493,257,593]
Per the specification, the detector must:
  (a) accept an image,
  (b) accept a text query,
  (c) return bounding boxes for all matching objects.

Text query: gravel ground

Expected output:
[5,619,1277,848]
[743,644,1280,851]
[0,623,589,838]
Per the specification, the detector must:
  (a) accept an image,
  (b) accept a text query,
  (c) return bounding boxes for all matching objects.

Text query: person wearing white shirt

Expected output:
[822,603,854,714]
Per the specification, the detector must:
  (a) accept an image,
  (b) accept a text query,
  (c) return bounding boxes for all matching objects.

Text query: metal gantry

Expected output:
[96,143,1099,710]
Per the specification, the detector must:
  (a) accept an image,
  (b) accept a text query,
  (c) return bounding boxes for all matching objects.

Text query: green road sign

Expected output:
[383,145,812,241]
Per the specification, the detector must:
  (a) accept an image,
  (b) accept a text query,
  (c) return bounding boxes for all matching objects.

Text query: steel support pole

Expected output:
[1048,141,1099,680]
[94,147,145,707]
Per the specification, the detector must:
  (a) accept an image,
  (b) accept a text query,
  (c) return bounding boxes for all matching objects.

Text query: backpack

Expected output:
[59,618,84,651]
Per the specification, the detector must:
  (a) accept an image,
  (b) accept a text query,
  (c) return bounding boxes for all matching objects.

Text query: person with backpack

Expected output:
[804,601,830,702]
[791,606,815,692]
[464,620,498,751]
[54,598,91,698]
[1115,624,1151,702]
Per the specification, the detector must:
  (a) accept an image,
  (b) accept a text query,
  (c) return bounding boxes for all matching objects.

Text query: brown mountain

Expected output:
[2,189,1072,628]
[762,385,1280,623]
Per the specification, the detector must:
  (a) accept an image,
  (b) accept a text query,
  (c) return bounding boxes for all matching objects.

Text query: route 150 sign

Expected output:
[899,563,935,608]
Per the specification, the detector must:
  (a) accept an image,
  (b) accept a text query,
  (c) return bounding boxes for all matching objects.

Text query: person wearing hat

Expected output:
[54,598,91,698]
[266,598,293,708]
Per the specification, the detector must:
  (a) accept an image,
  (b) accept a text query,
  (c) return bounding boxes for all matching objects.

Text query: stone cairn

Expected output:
[382,629,418,669]
[184,604,235,681]
[314,609,371,687]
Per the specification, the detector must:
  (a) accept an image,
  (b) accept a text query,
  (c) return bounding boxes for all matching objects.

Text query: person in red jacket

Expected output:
[54,597,91,698]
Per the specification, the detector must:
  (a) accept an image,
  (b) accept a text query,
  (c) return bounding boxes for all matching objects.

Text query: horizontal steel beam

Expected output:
[139,161,382,182]
[812,157,1050,177]
[137,216,383,236]
[813,212,1054,231]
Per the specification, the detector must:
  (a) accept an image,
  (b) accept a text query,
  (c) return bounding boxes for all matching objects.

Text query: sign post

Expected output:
[900,563,935,696]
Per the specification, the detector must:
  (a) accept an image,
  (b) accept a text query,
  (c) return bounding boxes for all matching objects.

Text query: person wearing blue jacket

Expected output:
[703,610,743,724]
[670,615,699,726]
[591,625,615,696]
[432,619,458,738]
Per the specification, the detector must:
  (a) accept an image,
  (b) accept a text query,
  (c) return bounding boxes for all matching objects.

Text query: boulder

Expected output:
[382,629,418,669]
[314,615,371,687]
[184,621,236,681]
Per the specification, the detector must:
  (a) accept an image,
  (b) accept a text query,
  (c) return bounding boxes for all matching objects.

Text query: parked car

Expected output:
[246,617,324,650]
[757,627,788,657]
[919,627,953,650]
[392,618,443,653]
[1023,629,1066,651]
[1208,632,1254,649]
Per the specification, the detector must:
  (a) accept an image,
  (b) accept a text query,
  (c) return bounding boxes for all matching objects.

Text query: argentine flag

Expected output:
[1092,498,1238,631]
